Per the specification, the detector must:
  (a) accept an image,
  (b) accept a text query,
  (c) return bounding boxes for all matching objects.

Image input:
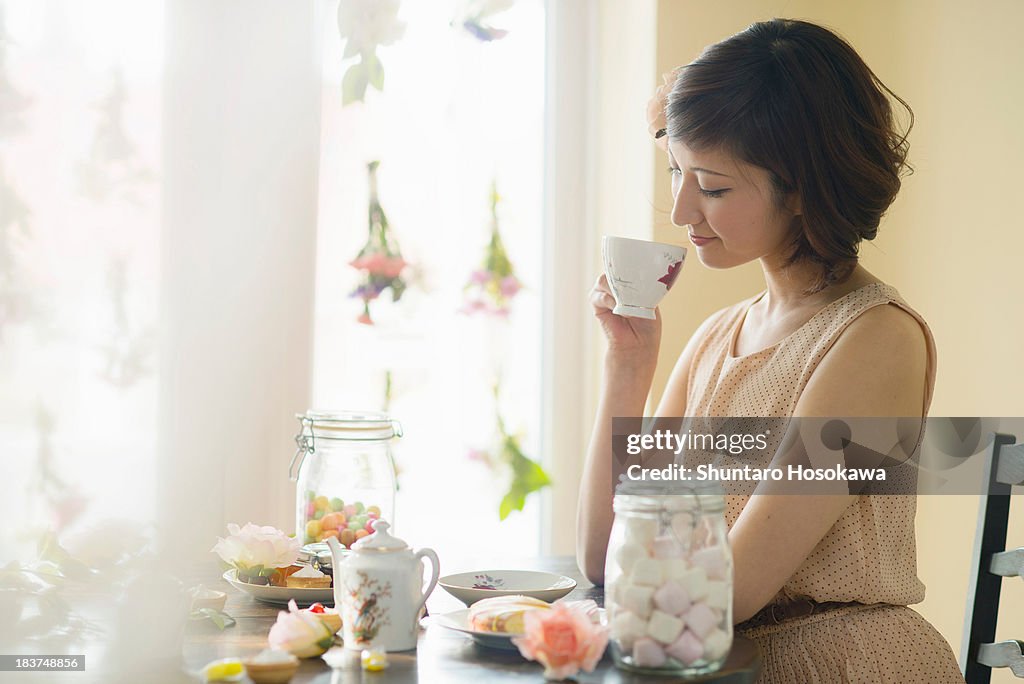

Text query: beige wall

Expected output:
[651,0,1024,677]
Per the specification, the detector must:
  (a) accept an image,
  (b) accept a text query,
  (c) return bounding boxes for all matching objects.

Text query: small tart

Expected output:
[285,565,331,589]
[285,575,331,589]
[309,609,342,634]
[243,649,299,684]
[269,564,304,587]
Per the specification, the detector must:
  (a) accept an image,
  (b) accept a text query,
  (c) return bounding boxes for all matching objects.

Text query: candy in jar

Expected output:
[604,480,733,675]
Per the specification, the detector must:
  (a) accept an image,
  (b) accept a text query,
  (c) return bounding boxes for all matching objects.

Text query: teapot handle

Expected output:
[413,548,440,620]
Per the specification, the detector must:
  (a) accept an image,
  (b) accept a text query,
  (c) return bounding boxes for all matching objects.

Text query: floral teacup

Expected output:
[602,236,686,319]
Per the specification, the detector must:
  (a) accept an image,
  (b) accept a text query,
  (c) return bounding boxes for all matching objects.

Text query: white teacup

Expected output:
[602,236,687,319]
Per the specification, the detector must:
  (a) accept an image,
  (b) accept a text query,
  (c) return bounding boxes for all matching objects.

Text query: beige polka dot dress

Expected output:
[683,282,964,683]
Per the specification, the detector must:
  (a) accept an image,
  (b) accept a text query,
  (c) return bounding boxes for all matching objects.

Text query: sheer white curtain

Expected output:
[0,0,323,566]
[0,0,167,561]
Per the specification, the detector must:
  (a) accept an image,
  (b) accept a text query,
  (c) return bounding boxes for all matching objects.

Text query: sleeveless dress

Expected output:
[682,282,964,683]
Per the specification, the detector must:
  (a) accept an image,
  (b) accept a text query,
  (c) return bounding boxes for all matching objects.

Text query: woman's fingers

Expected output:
[591,274,617,312]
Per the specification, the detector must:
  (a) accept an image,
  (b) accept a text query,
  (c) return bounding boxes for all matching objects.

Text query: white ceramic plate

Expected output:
[222,569,334,606]
[438,570,577,606]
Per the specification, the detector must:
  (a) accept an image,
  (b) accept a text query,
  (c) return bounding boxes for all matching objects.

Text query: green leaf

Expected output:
[499,489,524,520]
[518,456,552,492]
[192,608,236,630]
[342,62,369,105]
[390,277,406,302]
[365,52,385,91]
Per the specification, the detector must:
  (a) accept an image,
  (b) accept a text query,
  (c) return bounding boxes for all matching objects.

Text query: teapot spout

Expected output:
[325,535,344,560]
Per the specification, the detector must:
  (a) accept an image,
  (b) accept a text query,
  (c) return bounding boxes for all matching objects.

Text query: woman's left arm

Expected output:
[728,304,929,623]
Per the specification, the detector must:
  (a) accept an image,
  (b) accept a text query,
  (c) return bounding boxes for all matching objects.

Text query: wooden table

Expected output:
[183,557,761,683]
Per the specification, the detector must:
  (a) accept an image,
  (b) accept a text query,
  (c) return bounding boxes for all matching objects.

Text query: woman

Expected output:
[576,18,964,682]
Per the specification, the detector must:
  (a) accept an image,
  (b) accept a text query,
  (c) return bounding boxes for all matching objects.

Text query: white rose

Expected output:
[268,600,335,658]
[337,0,405,58]
[210,523,301,573]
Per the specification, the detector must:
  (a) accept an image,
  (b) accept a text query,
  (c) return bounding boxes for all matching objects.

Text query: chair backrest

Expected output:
[961,432,1024,683]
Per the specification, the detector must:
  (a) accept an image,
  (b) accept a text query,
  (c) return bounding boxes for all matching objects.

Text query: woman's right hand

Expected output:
[590,273,662,369]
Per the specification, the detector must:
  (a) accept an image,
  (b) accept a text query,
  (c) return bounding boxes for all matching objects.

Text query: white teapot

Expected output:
[326,520,440,652]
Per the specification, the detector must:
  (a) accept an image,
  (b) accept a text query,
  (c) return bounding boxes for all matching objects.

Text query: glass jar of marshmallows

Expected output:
[605,480,733,675]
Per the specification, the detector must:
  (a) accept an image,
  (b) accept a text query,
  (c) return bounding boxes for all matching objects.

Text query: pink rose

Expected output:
[499,275,521,297]
[646,70,679,153]
[458,299,488,315]
[511,602,608,680]
[349,255,374,270]
[470,269,490,285]
[378,256,407,278]
[268,599,335,658]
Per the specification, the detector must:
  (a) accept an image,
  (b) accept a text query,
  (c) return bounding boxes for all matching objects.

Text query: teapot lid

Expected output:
[352,520,407,552]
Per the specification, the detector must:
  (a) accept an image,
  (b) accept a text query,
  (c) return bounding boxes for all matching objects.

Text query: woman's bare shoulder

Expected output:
[795,302,929,418]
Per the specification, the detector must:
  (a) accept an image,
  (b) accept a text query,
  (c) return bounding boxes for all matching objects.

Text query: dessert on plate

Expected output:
[243,648,299,684]
[468,595,551,633]
[285,564,331,589]
[304,602,342,634]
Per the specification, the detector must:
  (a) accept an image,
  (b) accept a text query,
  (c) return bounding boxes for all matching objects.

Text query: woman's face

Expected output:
[667,140,799,270]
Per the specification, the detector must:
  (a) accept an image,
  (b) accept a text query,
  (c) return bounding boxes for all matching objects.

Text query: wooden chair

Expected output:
[962,432,1024,682]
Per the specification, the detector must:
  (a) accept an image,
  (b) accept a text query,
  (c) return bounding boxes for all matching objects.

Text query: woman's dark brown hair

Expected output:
[666,18,913,291]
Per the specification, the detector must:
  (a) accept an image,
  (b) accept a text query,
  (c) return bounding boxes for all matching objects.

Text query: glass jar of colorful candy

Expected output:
[605,480,732,676]
[290,410,401,548]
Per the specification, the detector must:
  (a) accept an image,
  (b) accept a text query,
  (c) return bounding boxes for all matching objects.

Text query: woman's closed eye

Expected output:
[668,167,730,198]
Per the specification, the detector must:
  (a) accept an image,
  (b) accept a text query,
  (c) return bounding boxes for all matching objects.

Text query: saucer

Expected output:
[438,570,576,606]
[428,609,521,650]
[222,569,334,606]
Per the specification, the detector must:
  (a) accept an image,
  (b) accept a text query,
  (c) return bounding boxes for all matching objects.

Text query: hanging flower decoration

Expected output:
[452,0,515,42]
[98,257,155,387]
[0,162,34,338]
[337,0,405,105]
[645,69,680,153]
[460,181,522,318]
[0,6,31,139]
[76,69,154,202]
[349,161,408,325]
[467,382,551,520]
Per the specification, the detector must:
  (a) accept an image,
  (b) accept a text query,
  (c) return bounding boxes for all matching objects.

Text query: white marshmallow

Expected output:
[691,547,728,580]
[670,510,696,540]
[661,557,689,581]
[684,602,719,639]
[632,558,664,587]
[665,629,704,666]
[678,567,709,601]
[622,583,655,618]
[626,517,658,546]
[610,610,647,651]
[646,609,685,645]
[632,637,667,668]
[652,580,691,616]
[605,577,622,607]
[703,580,730,611]
[703,628,731,660]
[615,541,647,574]
[651,534,686,559]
